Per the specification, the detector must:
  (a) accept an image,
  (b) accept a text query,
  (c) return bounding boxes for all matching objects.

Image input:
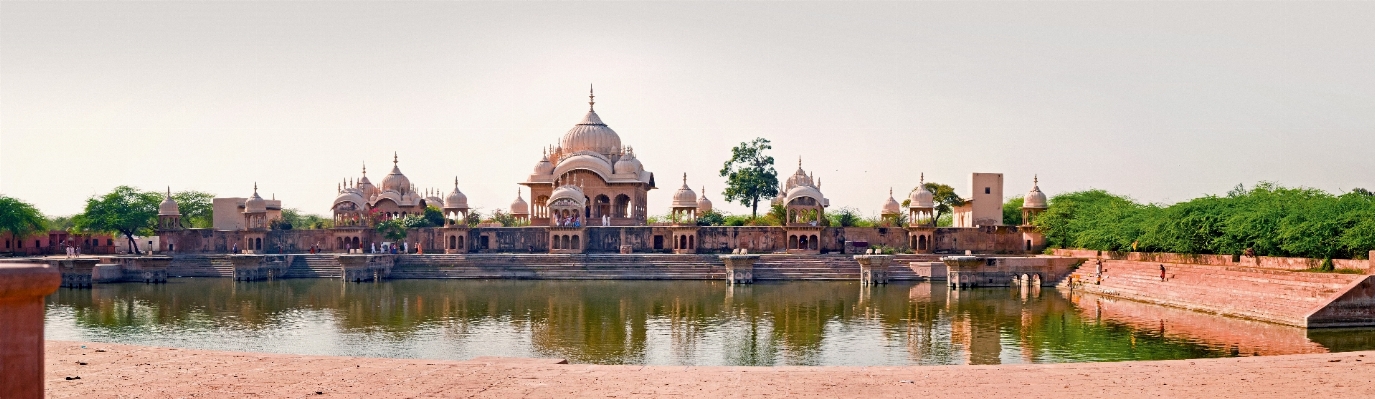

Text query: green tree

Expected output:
[1003,197,1024,225]
[423,206,445,227]
[720,138,780,218]
[0,195,47,239]
[73,186,161,254]
[375,219,408,241]
[47,215,75,231]
[696,210,726,226]
[171,190,215,228]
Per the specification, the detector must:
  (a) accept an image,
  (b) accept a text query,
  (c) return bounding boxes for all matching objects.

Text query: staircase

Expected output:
[1069,259,1364,327]
[165,255,234,278]
[388,253,941,281]
[283,255,343,279]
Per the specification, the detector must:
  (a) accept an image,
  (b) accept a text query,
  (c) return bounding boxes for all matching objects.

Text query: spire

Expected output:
[253,182,258,194]
[166,186,171,198]
[393,151,398,166]
[362,162,367,176]
[454,176,459,188]
[1034,174,1039,186]
[588,84,595,111]
[920,172,925,184]
[682,173,687,185]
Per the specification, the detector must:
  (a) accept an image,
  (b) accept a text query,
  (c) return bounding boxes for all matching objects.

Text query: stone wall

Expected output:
[1052,249,1373,272]
[160,226,1033,255]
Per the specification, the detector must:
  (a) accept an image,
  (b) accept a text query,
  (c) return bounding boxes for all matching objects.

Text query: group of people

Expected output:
[60,241,80,258]
[555,215,582,227]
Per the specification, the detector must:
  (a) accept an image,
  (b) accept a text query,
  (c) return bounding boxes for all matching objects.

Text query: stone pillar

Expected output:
[51,258,99,288]
[854,253,895,285]
[719,251,759,284]
[337,254,395,282]
[228,254,265,281]
[0,261,62,399]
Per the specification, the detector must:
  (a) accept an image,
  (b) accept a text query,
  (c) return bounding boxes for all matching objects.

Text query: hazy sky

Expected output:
[3,1,1373,217]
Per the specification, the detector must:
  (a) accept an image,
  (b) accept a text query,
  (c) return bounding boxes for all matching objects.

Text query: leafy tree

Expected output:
[696,210,726,226]
[1003,197,1024,225]
[374,219,408,241]
[826,207,868,227]
[73,186,161,254]
[423,206,445,227]
[0,195,47,239]
[488,209,524,227]
[171,190,215,228]
[47,215,75,231]
[464,208,483,227]
[720,138,780,218]
[276,208,333,230]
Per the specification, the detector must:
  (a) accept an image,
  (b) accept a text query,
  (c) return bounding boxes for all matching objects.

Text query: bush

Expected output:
[696,210,726,226]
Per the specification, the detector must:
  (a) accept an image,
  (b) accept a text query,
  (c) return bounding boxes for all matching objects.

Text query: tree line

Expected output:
[1032,183,1375,260]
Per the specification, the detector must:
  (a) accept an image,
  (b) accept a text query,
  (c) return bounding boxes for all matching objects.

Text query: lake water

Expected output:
[44,279,1375,366]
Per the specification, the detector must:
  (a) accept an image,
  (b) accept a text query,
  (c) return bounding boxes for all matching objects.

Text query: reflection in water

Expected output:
[44,279,1375,366]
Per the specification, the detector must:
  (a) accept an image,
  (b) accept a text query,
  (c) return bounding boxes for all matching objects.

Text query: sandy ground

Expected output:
[45,340,1375,398]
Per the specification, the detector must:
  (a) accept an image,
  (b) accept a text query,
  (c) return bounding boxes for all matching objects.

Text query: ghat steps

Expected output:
[1067,259,1367,327]
[390,253,938,281]
[165,255,234,278]
[283,255,343,279]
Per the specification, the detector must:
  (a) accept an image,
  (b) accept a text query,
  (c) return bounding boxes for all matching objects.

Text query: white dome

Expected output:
[1024,176,1048,209]
[533,155,554,175]
[613,150,642,174]
[548,185,587,208]
[158,188,180,216]
[696,187,713,214]
[380,153,411,194]
[909,174,935,209]
[671,174,697,208]
[510,191,530,215]
[333,191,367,210]
[881,188,901,215]
[245,185,267,213]
[444,179,469,209]
[551,153,615,182]
[784,185,826,207]
[560,110,622,156]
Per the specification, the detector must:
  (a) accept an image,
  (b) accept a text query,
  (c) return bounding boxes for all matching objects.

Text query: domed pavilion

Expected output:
[520,88,656,227]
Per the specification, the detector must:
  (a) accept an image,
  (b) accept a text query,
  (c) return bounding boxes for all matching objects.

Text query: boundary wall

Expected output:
[1052,249,1373,272]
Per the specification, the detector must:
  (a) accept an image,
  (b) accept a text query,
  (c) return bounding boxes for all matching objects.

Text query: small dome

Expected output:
[613,149,642,174]
[533,154,554,175]
[548,184,587,208]
[511,190,530,215]
[380,153,411,194]
[444,179,469,209]
[244,184,267,213]
[1024,176,1048,209]
[881,188,901,215]
[333,190,367,211]
[909,174,935,209]
[158,188,180,216]
[696,186,713,214]
[672,174,698,208]
[559,89,622,156]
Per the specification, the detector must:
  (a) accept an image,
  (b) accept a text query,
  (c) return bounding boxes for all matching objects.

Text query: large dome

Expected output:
[511,190,530,215]
[533,154,554,175]
[245,184,267,213]
[560,110,622,155]
[909,177,935,209]
[380,153,411,194]
[696,187,713,214]
[444,178,469,209]
[559,89,622,155]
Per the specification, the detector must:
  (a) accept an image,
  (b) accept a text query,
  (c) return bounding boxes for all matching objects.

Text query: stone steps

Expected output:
[165,255,233,278]
[1072,260,1366,326]
[389,254,931,281]
[283,255,343,279]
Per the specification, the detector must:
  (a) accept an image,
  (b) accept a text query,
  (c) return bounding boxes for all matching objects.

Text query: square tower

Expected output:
[969,172,1004,227]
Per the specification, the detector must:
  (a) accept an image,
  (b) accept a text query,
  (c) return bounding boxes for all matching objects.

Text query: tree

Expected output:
[911,182,963,226]
[720,138,780,218]
[73,186,161,254]
[696,210,726,226]
[423,206,445,227]
[375,219,408,241]
[1003,197,1024,225]
[0,195,47,239]
[171,190,215,228]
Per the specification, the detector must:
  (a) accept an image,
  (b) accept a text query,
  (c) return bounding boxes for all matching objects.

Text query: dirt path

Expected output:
[45,340,1375,398]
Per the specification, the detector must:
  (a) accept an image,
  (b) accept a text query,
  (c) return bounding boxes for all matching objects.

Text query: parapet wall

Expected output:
[1052,249,1373,272]
[160,226,1034,255]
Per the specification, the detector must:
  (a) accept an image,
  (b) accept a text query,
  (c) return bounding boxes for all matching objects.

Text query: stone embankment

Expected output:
[1059,250,1375,328]
[162,253,942,281]
[43,341,1375,398]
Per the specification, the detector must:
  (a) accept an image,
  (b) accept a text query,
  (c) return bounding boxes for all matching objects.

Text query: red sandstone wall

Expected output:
[1052,249,1373,273]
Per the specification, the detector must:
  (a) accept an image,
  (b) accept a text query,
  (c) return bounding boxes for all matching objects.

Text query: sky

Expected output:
[3,1,1373,218]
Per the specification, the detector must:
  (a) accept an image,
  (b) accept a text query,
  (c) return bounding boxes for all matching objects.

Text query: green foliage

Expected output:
[374,219,408,241]
[826,207,869,227]
[909,182,963,224]
[488,209,525,227]
[171,190,215,228]
[696,210,726,226]
[0,195,47,238]
[1003,197,1024,225]
[47,215,75,231]
[464,208,483,228]
[1320,257,1335,272]
[73,186,162,254]
[278,208,332,230]
[720,138,780,218]
[1036,183,1375,259]
[423,206,445,227]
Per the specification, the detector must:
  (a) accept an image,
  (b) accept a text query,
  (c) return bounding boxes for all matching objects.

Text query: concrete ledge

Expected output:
[1,262,62,398]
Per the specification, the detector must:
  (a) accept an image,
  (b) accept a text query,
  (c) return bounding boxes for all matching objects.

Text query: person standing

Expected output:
[1159,264,1167,282]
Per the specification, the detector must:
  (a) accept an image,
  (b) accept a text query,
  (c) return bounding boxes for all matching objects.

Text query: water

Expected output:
[43,279,1375,366]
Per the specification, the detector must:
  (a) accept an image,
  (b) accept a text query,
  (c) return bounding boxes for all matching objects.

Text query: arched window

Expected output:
[613,194,630,218]
[809,235,819,250]
[594,195,610,218]
[571,235,580,250]
[788,235,798,250]
[688,236,695,249]
[918,235,928,250]
[255,238,263,250]
[449,235,457,249]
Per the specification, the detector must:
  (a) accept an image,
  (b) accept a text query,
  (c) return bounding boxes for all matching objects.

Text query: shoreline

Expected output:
[45,340,1375,398]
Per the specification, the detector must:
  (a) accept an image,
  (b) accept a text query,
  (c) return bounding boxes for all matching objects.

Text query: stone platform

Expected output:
[1066,259,1375,328]
[43,340,1375,398]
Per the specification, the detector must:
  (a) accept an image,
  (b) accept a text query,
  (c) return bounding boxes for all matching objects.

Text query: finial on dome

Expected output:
[393,151,398,165]
[589,84,595,111]
[253,182,258,193]
[166,186,171,197]
[362,162,366,175]
[798,156,802,168]
[920,172,925,184]
[1034,174,1039,186]
[682,173,687,185]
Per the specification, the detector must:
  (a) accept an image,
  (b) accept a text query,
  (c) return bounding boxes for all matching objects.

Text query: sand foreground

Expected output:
[45,340,1375,398]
